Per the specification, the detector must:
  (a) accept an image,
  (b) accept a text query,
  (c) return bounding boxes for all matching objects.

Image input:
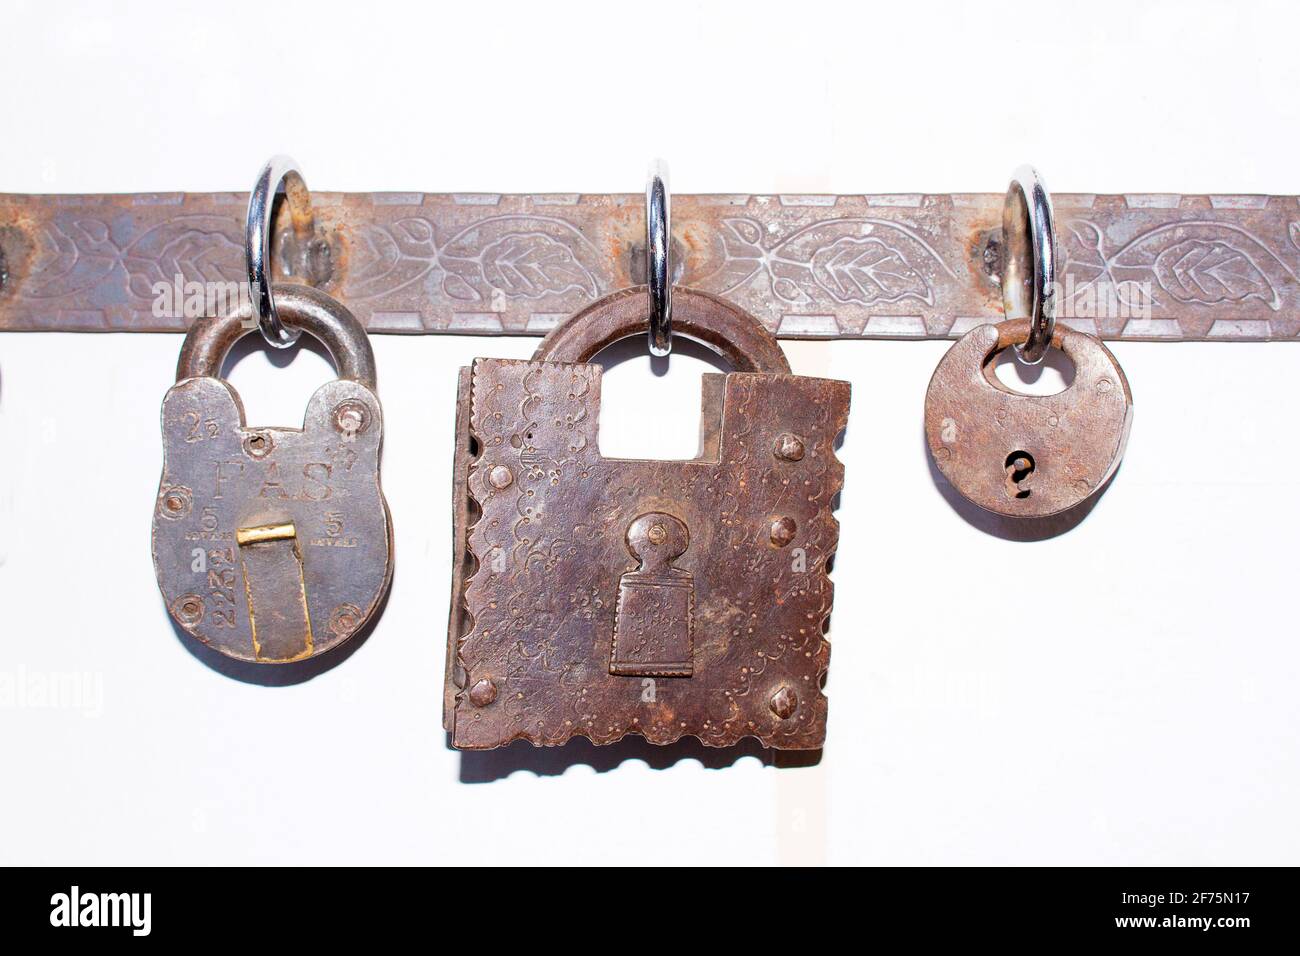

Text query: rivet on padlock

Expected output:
[925,166,1133,519]
[152,282,392,663]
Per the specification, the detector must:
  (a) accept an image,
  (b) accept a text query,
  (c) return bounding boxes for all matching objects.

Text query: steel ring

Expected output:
[1002,165,1057,365]
[245,155,315,349]
[646,159,672,357]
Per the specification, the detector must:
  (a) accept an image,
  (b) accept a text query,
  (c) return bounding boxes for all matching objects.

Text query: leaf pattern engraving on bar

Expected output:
[810,235,931,304]
[1060,219,1294,311]
[344,217,439,299]
[121,216,244,300]
[698,216,955,308]
[344,214,603,304]
[22,214,246,302]
[8,192,1300,340]
[22,219,120,298]
[1154,239,1272,305]
[478,232,597,299]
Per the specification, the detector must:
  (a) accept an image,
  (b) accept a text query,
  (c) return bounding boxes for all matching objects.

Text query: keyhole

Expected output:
[1005,450,1035,499]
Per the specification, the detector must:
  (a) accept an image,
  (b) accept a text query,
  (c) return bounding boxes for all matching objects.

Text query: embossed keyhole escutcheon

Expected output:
[626,513,688,571]
[612,513,695,678]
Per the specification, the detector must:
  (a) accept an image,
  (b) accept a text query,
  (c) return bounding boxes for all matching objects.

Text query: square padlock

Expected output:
[443,288,850,751]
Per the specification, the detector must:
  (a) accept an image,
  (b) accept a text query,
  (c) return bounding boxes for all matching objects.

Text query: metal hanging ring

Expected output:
[245,155,315,349]
[1002,165,1057,365]
[646,159,672,357]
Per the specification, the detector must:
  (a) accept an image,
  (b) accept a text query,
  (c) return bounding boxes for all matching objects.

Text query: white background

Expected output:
[2,0,1298,865]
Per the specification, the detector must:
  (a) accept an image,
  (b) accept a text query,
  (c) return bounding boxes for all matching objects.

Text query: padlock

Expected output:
[924,318,1133,517]
[925,166,1134,519]
[152,285,392,663]
[443,287,851,750]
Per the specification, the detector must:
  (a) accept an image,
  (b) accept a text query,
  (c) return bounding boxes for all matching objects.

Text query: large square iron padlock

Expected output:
[444,288,851,750]
[152,286,393,664]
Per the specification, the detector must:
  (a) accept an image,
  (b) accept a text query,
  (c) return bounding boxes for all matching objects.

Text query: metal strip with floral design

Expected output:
[3,191,1299,340]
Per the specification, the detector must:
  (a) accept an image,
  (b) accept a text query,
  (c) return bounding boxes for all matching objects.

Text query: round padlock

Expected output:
[924,318,1133,518]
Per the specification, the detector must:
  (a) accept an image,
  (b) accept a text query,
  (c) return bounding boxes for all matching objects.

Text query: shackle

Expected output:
[176,284,377,390]
[534,286,791,374]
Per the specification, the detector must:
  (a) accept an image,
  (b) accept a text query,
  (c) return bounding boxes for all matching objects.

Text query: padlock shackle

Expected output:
[533,287,791,373]
[983,318,1131,402]
[993,317,1066,354]
[175,284,377,389]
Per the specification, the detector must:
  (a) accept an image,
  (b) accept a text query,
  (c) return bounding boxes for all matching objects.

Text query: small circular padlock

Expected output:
[924,318,1133,518]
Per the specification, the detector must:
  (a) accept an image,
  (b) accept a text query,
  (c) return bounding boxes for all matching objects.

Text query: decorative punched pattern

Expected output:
[5,192,1300,339]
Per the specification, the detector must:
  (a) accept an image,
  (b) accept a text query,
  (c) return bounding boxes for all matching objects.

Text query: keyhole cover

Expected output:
[613,512,694,677]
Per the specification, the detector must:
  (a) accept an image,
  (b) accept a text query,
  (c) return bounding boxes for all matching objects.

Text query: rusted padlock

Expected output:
[925,319,1133,517]
[152,285,392,663]
[443,287,851,750]
[925,166,1133,519]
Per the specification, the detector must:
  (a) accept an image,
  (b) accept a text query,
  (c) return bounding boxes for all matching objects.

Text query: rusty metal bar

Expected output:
[2,191,1298,340]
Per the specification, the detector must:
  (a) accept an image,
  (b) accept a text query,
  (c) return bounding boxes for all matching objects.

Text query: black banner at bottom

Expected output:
[0,867,1292,943]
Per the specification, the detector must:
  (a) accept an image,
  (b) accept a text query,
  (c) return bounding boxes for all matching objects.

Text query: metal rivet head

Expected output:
[243,432,273,459]
[769,516,797,547]
[468,677,498,707]
[332,400,370,436]
[773,433,805,462]
[160,486,192,519]
[770,685,798,720]
[488,465,514,490]
[329,603,363,638]
[174,594,205,626]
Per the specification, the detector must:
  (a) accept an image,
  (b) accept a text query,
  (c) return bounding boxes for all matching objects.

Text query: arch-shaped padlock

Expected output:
[152,285,392,664]
[444,286,851,751]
